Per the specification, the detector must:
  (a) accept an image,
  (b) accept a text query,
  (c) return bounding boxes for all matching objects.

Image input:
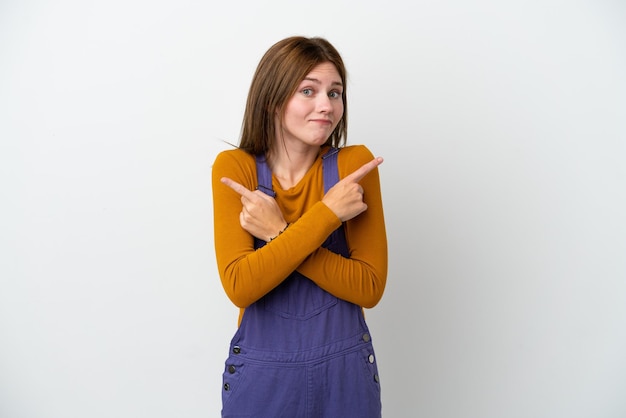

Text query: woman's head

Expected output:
[239,36,348,155]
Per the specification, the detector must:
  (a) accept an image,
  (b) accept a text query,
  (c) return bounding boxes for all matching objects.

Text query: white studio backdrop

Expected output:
[1,1,625,417]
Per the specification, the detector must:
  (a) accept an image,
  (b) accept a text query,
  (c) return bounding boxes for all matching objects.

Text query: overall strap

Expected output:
[254,154,276,198]
[321,147,340,192]
[319,147,349,257]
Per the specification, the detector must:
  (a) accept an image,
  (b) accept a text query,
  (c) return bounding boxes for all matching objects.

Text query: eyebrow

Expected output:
[302,77,343,87]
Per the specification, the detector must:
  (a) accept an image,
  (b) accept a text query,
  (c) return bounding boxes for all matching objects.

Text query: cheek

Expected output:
[285,101,307,119]
[335,102,344,118]
[333,100,343,115]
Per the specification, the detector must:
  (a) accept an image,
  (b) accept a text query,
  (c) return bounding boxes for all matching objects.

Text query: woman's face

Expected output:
[278,62,344,149]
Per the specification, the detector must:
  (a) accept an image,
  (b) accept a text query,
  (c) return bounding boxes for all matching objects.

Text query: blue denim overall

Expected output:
[221,148,382,418]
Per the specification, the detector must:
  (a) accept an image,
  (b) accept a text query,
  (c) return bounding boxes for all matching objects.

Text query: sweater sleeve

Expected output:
[211,149,342,308]
[296,145,388,308]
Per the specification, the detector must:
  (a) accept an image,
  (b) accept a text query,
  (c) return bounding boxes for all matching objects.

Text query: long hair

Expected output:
[238,36,348,155]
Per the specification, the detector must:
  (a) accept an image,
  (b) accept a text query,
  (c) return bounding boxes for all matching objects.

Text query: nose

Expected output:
[316,94,332,113]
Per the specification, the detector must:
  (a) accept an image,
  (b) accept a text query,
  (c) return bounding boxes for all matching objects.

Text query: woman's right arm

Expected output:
[211,150,340,307]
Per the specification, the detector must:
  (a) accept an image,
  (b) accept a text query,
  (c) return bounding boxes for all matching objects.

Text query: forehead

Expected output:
[302,62,342,83]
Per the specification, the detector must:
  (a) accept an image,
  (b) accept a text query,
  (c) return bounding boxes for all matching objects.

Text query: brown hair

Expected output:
[238,36,348,155]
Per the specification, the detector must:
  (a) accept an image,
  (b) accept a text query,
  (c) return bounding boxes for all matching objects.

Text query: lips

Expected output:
[310,119,333,125]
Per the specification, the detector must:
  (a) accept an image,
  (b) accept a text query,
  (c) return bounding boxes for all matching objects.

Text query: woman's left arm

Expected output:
[297,145,388,308]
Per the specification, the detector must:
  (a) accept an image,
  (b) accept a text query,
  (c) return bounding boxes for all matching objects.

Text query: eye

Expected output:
[301,88,313,96]
[329,90,343,99]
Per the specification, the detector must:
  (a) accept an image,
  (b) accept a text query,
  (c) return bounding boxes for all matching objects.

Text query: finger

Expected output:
[221,177,255,199]
[240,189,273,207]
[342,157,384,183]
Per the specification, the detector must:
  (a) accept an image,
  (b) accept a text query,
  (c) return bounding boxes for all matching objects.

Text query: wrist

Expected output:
[268,223,289,242]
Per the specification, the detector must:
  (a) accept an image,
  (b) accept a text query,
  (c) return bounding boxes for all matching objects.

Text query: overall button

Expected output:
[232,346,241,354]
[374,374,380,383]
[368,354,375,364]
[224,383,230,391]
[228,365,236,374]
[362,333,371,342]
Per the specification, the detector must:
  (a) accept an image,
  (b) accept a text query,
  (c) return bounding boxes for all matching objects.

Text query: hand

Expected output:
[220,177,287,242]
[322,157,383,222]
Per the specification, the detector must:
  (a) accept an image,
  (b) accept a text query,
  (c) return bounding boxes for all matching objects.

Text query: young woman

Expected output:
[211,36,388,418]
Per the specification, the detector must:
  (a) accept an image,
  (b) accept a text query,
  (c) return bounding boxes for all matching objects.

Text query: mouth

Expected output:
[310,119,333,126]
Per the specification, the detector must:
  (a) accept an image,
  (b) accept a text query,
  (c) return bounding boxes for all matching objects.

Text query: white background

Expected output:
[1,1,625,417]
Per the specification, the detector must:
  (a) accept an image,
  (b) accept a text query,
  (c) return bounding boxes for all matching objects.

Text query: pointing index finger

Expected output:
[343,157,384,183]
[221,177,255,198]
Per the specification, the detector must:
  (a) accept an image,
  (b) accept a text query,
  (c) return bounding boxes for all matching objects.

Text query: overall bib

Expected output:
[221,148,382,418]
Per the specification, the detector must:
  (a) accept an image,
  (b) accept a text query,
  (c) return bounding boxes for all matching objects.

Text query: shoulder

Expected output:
[337,144,375,171]
[212,148,256,174]
[211,148,257,186]
[213,148,254,166]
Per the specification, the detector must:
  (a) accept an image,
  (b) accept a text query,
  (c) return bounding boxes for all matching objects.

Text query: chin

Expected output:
[311,138,330,147]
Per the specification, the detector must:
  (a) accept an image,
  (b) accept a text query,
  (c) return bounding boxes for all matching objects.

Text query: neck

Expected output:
[268,146,322,190]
